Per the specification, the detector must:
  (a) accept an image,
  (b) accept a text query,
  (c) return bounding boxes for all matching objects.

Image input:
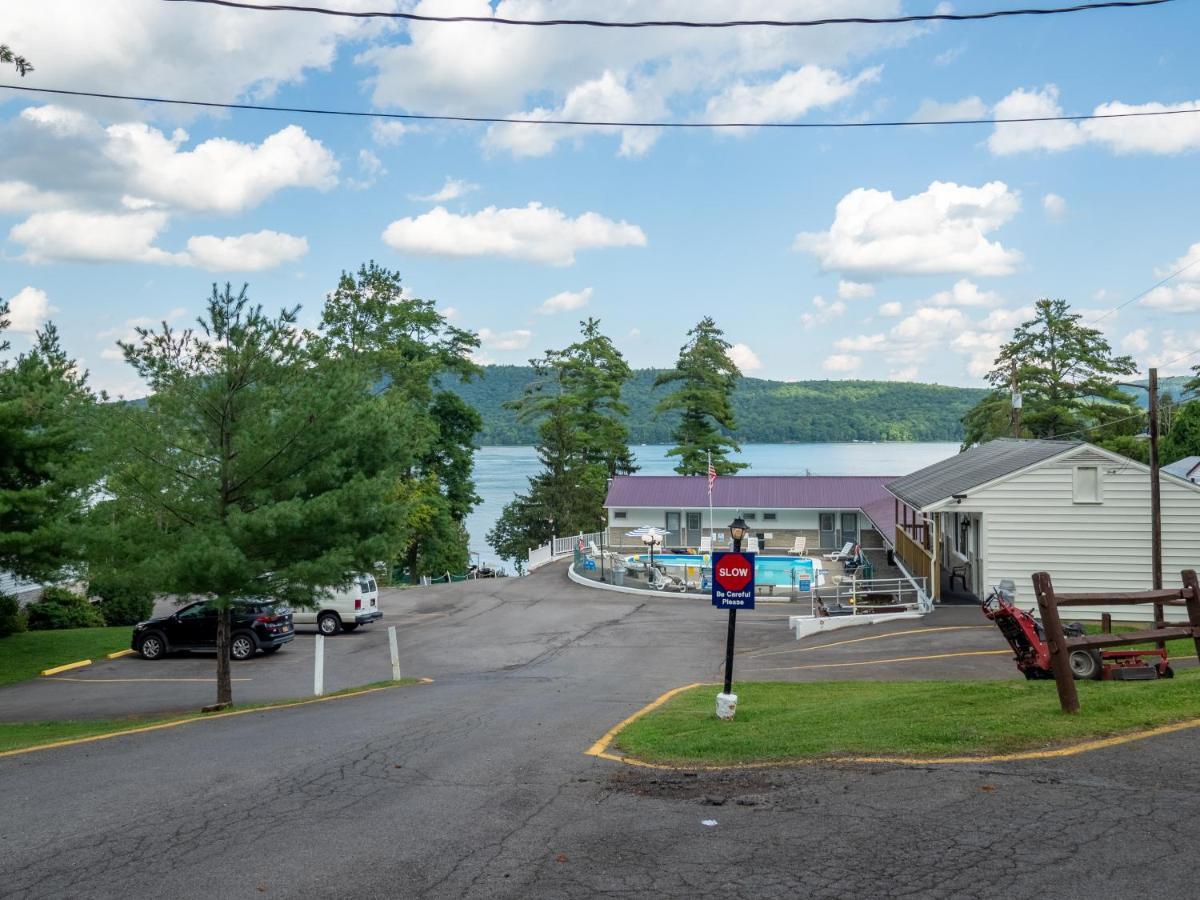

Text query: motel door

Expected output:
[685,512,702,547]
[819,513,836,550]
[665,511,681,548]
[840,513,859,548]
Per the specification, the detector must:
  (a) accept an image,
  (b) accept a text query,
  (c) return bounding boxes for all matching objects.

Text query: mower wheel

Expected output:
[1162,665,1175,679]
[1069,649,1102,681]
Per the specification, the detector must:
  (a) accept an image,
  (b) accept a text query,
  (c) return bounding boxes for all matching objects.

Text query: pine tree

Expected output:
[488,319,635,566]
[0,305,95,581]
[962,298,1138,445]
[94,284,409,707]
[654,316,746,474]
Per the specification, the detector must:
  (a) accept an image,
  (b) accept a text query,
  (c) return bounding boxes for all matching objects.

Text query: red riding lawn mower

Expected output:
[982,580,1172,681]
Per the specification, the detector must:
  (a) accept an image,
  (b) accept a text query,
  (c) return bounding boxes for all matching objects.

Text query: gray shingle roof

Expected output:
[1163,456,1200,483]
[886,438,1081,510]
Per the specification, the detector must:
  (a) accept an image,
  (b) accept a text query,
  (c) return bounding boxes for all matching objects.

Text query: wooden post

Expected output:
[1181,569,1200,667]
[1033,572,1079,714]
[1101,612,1111,634]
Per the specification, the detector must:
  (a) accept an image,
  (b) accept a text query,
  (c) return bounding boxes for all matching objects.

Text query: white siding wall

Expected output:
[964,447,1200,614]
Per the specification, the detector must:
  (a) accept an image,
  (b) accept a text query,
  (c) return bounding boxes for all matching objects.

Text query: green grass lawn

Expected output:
[614,673,1200,765]
[0,627,132,686]
[0,679,419,754]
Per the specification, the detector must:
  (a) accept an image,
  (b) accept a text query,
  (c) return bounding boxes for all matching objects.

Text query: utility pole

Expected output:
[1149,368,1162,591]
[1010,362,1022,439]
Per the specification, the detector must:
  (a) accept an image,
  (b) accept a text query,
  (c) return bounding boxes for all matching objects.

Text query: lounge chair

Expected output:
[588,541,602,558]
[649,566,684,591]
[698,535,712,553]
[787,536,807,556]
[824,541,855,561]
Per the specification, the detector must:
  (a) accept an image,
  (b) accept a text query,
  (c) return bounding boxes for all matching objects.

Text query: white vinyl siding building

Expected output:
[890,440,1200,617]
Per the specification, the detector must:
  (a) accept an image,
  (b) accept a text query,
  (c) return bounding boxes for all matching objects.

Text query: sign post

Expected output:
[711,549,755,720]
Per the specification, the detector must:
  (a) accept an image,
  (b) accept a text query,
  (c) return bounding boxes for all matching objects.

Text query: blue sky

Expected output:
[2,0,1198,398]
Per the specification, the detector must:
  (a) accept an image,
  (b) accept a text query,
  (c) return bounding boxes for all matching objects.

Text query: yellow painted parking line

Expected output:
[105,649,136,660]
[0,679,430,759]
[741,649,1012,673]
[585,683,704,758]
[40,659,91,677]
[741,625,994,659]
[584,683,1200,770]
[48,677,253,683]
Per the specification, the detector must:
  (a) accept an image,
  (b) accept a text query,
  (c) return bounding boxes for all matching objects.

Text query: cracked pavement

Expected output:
[3,563,1199,898]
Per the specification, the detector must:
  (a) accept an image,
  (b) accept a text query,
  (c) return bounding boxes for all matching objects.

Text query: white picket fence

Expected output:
[527,531,606,573]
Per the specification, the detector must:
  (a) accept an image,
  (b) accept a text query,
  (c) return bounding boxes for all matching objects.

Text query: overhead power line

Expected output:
[4,83,1199,131]
[160,0,1176,28]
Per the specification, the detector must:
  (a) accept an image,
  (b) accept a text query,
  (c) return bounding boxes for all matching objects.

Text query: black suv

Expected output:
[132,599,294,661]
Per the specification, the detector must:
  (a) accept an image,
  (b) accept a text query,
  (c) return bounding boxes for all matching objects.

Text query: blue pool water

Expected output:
[627,554,815,587]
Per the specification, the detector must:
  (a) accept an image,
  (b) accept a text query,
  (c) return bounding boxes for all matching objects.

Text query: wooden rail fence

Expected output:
[1032,569,1200,713]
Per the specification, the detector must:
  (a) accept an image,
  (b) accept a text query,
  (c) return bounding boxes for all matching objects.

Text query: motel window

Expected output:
[763,513,777,521]
[613,511,627,520]
[1073,466,1101,504]
[744,512,757,520]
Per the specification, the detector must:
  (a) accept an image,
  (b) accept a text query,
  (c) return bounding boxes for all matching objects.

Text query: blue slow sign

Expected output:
[712,551,756,610]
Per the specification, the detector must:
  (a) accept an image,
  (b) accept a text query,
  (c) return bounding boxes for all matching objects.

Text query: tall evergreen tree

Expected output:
[93,284,410,707]
[654,316,746,474]
[488,319,634,567]
[962,298,1138,445]
[0,304,95,581]
[315,261,482,581]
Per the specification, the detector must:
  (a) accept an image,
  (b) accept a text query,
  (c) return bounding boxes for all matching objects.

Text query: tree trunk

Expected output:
[215,604,233,708]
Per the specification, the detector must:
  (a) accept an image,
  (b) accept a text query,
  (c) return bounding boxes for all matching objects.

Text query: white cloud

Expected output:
[185,231,309,271]
[911,96,987,122]
[381,202,647,266]
[794,180,1022,278]
[933,46,964,66]
[4,287,55,335]
[926,279,1001,308]
[441,306,459,321]
[1122,328,1151,353]
[837,280,875,300]
[537,287,593,315]
[823,353,862,372]
[486,71,663,158]
[4,0,385,108]
[0,180,68,213]
[800,295,847,328]
[412,177,480,204]
[891,306,969,341]
[10,210,184,265]
[834,333,886,352]
[1140,242,1200,313]
[1042,193,1067,219]
[363,0,914,157]
[371,120,410,146]
[888,366,919,381]
[1145,329,1200,375]
[728,343,763,373]
[704,65,881,131]
[104,122,338,213]
[347,149,386,190]
[989,85,1200,156]
[877,301,903,317]
[478,328,533,351]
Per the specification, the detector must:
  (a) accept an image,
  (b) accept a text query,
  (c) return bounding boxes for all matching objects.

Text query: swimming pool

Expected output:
[626,554,816,588]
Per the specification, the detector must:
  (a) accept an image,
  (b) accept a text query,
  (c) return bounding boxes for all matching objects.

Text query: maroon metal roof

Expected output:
[604,475,897,539]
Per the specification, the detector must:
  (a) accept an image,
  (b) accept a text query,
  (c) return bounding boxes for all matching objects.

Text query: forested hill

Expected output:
[444,366,988,445]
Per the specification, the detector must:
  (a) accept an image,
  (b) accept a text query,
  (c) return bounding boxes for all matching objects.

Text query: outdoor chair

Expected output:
[824,541,855,561]
[650,566,684,591]
[787,536,807,555]
[588,540,603,558]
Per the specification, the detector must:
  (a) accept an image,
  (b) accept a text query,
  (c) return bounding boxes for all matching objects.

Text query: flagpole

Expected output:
[708,450,714,546]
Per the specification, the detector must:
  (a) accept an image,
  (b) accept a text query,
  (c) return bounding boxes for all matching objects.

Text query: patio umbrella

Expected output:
[625,526,666,570]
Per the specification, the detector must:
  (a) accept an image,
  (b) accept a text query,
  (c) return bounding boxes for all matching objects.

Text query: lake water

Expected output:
[465,442,960,568]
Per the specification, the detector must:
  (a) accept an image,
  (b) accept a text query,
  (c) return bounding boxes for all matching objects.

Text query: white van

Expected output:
[292,575,381,635]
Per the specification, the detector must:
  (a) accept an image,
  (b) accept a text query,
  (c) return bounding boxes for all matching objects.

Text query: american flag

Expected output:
[707,456,717,494]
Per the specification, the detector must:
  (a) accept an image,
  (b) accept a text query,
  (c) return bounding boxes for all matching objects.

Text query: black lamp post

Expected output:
[722,515,749,695]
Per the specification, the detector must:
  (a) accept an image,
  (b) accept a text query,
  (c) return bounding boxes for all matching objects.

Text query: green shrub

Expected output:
[25,587,106,631]
[0,593,26,637]
[89,576,155,626]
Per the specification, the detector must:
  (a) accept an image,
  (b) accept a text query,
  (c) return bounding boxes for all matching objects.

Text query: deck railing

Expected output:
[526,531,607,573]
